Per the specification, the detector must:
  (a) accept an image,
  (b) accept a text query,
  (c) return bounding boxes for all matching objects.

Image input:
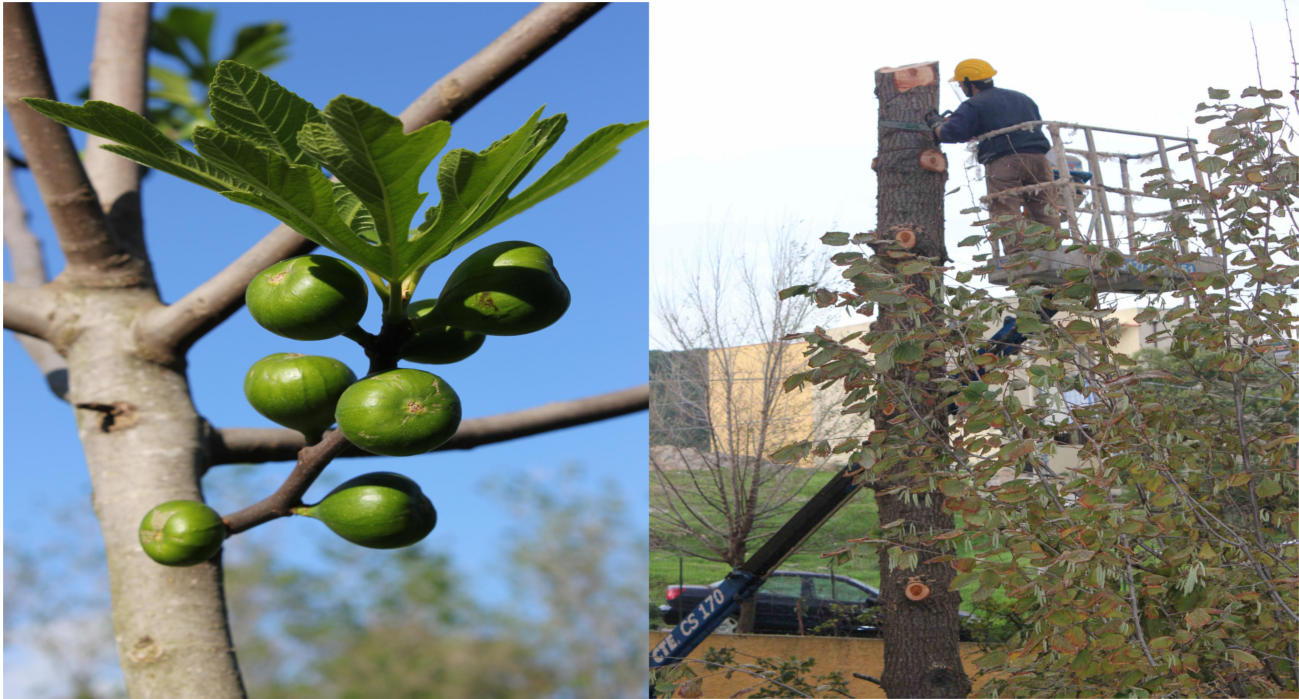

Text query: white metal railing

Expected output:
[965,120,1214,259]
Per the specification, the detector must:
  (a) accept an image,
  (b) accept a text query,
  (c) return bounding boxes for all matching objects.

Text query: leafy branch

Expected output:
[25,60,646,319]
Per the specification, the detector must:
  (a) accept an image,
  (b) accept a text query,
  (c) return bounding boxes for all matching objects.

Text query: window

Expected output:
[759,575,804,598]
[811,576,873,603]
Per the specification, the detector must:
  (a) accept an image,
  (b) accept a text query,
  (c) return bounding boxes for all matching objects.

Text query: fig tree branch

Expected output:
[222,429,350,535]
[207,383,649,465]
[398,2,607,127]
[135,2,610,362]
[2,3,148,289]
[134,226,319,366]
[3,155,69,398]
[82,2,151,258]
[3,282,59,343]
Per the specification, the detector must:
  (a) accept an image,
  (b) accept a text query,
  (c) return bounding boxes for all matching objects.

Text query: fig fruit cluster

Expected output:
[139,242,569,564]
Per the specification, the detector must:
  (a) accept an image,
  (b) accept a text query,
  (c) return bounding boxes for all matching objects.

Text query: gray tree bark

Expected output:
[6,5,242,695]
[871,62,972,698]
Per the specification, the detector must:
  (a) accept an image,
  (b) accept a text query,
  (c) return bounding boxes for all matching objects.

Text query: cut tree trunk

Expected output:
[870,61,972,699]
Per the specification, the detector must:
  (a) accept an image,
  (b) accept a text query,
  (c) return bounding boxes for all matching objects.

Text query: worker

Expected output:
[929,59,1059,255]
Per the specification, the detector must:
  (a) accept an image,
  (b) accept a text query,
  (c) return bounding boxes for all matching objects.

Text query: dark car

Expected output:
[658,570,882,636]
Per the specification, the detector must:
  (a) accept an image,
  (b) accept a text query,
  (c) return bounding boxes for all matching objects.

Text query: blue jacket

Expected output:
[938,86,1050,164]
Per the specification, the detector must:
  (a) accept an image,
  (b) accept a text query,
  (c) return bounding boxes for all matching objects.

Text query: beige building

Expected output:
[707,307,1170,478]
[701,339,816,465]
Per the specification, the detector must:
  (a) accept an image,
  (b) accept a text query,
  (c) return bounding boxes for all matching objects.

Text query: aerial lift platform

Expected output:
[975,120,1225,292]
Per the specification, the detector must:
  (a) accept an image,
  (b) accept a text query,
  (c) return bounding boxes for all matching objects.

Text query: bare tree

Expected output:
[650,229,834,631]
[2,4,645,697]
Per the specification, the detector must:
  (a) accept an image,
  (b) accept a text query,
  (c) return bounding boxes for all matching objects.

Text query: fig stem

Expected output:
[223,428,350,535]
[364,269,391,306]
[342,325,376,350]
[366,317,412,375]
[380,275,410,326]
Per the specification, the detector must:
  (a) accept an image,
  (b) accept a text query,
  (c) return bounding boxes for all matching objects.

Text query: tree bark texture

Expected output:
[5,5,248,695]
[69,289,246,698]
[871,62,972,699]
[2,3,149,289]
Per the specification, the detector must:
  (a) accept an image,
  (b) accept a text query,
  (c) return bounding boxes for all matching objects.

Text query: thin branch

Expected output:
[223,429,350,534]
[3,282,59,342]
[4,155,69,398]
[2,3,148,288]
[398,2,608,127]
[4,157,48,287]
[83,2,152,260]
[853,673,883,688]
[1122,536,1159,668]
[208,384,649,466]
[135,2,610,364]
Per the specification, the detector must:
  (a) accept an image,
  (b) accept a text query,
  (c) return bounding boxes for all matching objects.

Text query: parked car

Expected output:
[658,570,882,637]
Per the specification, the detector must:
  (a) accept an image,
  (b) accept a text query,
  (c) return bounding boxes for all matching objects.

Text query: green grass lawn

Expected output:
[649,468,1015,635]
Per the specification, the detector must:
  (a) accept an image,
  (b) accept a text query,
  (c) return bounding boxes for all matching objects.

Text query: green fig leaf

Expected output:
[155,6,214,68]
[149,65,201,110]
[192,127,383,270]
[298,95,450,278]
[21,98,237,192]
[409,108,562,272]
[24,63,646,290]
[408,113,647,278]
[479,119,648,233]
[208,60,322,164]
[227,22,290,71]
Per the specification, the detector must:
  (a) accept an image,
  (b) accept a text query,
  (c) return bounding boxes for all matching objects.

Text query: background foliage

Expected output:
[7,466,644,698]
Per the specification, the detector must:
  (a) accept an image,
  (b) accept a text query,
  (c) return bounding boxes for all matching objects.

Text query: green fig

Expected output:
[139,500,226,566]
[296,472,436,549]
[244,353,356,439]
[335,369,461,456]
[246,255,368,340]
[400,298,486,364]
[432,241,570,336]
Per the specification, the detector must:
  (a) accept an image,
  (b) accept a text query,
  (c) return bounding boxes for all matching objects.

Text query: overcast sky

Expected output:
[648,0,1294,346]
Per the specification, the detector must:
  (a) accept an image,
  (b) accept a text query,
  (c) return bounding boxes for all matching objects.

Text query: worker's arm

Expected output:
[934,101,980,144]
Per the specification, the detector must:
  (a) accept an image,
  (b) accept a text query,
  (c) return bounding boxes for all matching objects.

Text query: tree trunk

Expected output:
[737,597,758,633]
[65,287,246,698]
[870,62,971,698]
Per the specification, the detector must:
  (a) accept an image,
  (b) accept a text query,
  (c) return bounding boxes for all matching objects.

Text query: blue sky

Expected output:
[3,3,647,690]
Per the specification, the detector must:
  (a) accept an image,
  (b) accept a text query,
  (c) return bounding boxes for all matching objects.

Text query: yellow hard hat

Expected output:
[950,59,997,83]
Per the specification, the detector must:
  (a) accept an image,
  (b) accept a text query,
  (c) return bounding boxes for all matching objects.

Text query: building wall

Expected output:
[705,310,1164,475]
[704,340,820,466]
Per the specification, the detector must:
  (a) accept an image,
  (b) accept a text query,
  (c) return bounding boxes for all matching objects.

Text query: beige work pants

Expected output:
[985,152,1059,254]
